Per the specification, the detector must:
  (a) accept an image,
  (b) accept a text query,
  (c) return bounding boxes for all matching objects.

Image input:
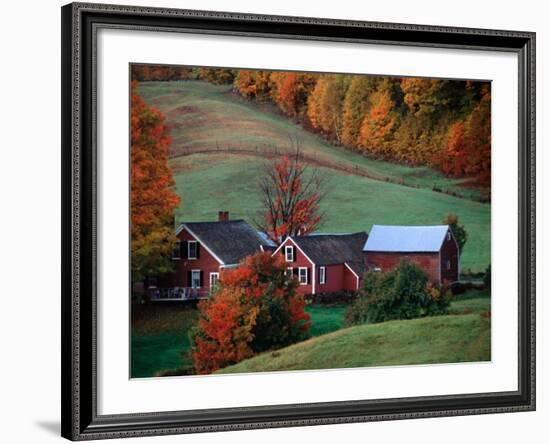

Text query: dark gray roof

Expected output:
[363,225,450,253]
[345,261,367,278]
[291,232,368,265]
[178,220,271,265]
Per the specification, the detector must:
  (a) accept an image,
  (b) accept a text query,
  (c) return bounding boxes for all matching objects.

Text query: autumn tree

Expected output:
[438,120,468,177]
[269,72,318,117]
[191,252,310,374]
[257,141,326,244]
[400,78,462,119]
[307,75,350,142]
[131,81,180,282]
[463,85,491,185]
[234,70,272,101]
[437,85,491,184]
[357,87,398,156]
[197,68,235,85]
[341,75,378,147]
[443,212,468,254]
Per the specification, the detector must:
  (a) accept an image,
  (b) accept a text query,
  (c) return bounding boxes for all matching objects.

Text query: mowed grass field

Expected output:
[131,292,489,378]
[137,81,491,272]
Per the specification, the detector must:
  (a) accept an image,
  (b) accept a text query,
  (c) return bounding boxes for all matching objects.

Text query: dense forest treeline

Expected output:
[132,65,491,186]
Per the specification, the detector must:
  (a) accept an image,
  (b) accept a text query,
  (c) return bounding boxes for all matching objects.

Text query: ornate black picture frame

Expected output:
[61,2,535,440]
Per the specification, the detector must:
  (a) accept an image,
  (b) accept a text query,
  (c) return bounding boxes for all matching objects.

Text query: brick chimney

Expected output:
[218,211,229,222]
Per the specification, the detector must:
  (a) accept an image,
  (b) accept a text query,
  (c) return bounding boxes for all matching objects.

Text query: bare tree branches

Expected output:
[256,136,328,244]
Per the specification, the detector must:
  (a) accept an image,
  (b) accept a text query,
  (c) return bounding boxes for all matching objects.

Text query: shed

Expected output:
[363,225,460,285]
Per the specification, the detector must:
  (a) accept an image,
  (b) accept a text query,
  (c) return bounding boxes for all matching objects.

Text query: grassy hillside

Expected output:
[131,305,198,378]
[138,81,491,272]
[217,312,491,374]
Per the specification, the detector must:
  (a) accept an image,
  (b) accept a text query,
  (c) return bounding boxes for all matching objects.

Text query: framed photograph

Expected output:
[61,2,536,440]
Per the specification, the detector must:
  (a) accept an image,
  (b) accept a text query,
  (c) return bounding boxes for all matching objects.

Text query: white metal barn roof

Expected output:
[363,225,450,253]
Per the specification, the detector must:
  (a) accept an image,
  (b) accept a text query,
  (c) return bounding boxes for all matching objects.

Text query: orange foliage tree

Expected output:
[357,89,397,156]
[130,80,180,282]
[234,70,272,100]
[306,75,349,142]
[438,85,491,185]
[258,146,326,244]
[270,72,318,117]
[341,75,378,147]
[191,252,311,374]
[463,85,491,185]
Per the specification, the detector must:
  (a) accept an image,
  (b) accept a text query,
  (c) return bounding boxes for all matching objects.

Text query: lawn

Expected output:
[137,80,491,272]
[305,305,346,337]
[131,304,198,378]
[131,291,490,378]
[217,312,491,374]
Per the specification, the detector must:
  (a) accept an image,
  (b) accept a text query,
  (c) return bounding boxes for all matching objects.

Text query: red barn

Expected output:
[151,213,272,300]
[272,233,368,295]
[363,225,460,285]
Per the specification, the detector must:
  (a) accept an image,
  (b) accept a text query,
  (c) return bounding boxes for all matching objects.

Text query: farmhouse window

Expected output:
[447,232,451,241]
[298,267,308,285]
[285,245,294,262]
[172,241,181,260]
[319,266,326,284]
[446,259,451,270]
[188,240,199,259]
[191,270,202,288]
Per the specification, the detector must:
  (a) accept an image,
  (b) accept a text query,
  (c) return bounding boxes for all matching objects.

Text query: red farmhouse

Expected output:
[152,213,272,300]
[363,225,460,285]
[272,233,368,295]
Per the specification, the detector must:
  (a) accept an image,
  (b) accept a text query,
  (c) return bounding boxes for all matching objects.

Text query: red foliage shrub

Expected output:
[191,252,311,374]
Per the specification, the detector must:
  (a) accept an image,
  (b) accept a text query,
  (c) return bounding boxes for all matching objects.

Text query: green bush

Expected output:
[345,260,452,325]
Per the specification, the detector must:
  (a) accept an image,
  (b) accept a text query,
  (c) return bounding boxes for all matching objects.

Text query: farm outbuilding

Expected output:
[363,225,460,285]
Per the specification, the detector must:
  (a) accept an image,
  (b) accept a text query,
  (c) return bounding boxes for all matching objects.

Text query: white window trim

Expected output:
[171,240,181,260]
[285,245,294,262]
[209,272,219,291]
[191,269,201,289]
[188,240,198,260]
[319,266,326,285]
[298,267,308,285]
